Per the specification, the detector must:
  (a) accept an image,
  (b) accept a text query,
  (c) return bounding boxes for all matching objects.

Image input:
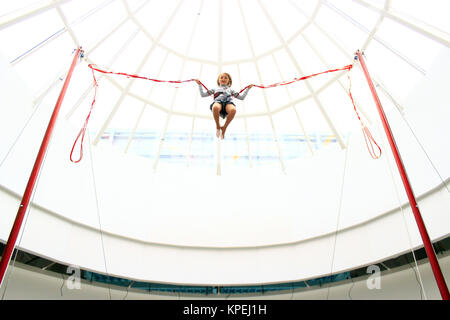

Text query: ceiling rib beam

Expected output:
[238,0,286,174]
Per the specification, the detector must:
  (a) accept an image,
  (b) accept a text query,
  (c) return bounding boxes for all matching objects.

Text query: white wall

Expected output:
[1,254,449,300]
[0,48,449,286]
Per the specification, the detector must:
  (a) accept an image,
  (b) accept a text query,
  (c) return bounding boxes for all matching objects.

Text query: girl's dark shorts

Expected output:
[210,101,236,119]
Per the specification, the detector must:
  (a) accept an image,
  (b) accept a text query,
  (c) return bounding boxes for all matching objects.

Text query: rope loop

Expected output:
[346,70,382,159]
[70,65,98,163]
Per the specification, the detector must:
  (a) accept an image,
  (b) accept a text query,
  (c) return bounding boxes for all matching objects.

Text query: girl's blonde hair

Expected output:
[217,72,232,86]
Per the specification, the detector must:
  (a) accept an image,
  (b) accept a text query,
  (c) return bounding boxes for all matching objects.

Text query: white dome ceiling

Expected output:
[0,0,449,170]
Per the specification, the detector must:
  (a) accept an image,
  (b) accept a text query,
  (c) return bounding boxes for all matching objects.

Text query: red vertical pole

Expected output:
[355,50,449,300]
[0,47,83,287]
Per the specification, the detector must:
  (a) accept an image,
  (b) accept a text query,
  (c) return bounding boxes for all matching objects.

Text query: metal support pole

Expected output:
[355,50,449,300]
[0,47,83,287]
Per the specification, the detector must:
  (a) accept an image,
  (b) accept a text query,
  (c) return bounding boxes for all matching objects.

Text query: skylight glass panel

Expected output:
[86,20,138,67]
[375,18,445,73]
[106,32,152,88]
[64,0,126,50]
[172,86,198,114]
[134,0,180,41]
[59,0,108,22]
[126,0,149,12]
[221,0,252,62]
[390,0,450,35]
[236,62,257,89]
[12,32,74,95]
[261,0,309,41]
[144,52,182,108]
[324,0,381,32]
[139,46,168,78]
[256,55,291,110]
[290,0,319,18]
[287,35,332,91]
[185,0,218,63]
[237,62,266,114]
[366,39,423,103]
[315,5,368,57]
[0,0,52,24]
[0,8,64,63]
[356,0,385,10]
[239,0,282,56]
[302,24,351,67]
[159,0,199,56]
[129,73,163,103]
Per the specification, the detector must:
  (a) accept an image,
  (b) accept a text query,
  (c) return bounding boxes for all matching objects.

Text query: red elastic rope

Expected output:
[88,64,210,92]
[70,66,98,163]
[238,64,353,94]
[347,71,382,159]
[71,63,378,162]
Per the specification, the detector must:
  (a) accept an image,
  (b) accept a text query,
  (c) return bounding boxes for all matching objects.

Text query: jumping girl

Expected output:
[195,73,253,139]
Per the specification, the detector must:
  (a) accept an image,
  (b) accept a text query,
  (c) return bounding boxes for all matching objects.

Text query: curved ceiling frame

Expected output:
[7,0,449,121]
[25,0,447,166]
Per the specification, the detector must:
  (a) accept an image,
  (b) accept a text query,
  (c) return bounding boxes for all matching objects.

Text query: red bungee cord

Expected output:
[70,63,381,162]
[239,64,353,92]
[70,65,98,163]
[346,71,382,159]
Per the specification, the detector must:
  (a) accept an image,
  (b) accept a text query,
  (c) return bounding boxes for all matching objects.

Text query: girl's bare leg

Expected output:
[212,103,223,138]
[212,103,222,130]
[221,104,236,139]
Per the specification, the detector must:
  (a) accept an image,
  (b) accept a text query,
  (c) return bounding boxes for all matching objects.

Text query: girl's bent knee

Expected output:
[226,106,236,115]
